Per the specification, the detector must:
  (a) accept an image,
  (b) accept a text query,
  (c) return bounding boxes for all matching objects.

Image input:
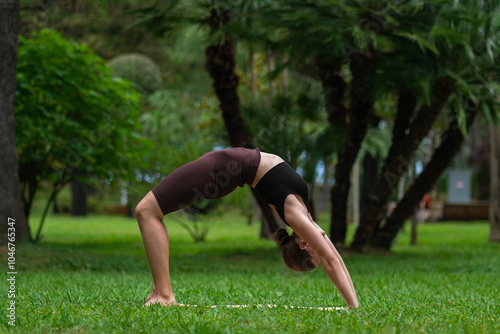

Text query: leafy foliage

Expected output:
[242,86,327,180]
[133,89,227,241]
[108,53,162,95]
[15,29,148,240]
[139,89,224,174]
[250,0,500,248]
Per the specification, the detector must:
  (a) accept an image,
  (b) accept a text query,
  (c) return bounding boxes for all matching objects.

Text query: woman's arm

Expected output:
[287,206,359,308]
[309,216,358,305]
[304,227,359,309]
[322,235,358,307]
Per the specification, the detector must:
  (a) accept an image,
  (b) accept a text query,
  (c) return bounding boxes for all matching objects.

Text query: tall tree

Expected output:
[352,76,457,251]
[328,51,376,245]
[351,1,498,250]
[204,3,281,236]
[0,0,29,242]
[361,115,382,213]
[256,0,379,244]
[372,102,481,249]
[205,7,253,148]
[316,57,346,128]
[352,0,500,251]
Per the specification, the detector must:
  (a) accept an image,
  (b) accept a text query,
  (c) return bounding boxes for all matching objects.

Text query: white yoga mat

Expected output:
[177,304,346,311]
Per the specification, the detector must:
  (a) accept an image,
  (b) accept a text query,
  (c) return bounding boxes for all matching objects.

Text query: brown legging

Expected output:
[151,148,260,215]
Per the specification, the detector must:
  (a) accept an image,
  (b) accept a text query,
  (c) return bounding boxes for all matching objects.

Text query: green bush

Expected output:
[108,53,162,95]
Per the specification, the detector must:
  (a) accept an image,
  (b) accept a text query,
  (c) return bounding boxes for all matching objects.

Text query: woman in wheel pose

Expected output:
[135,147,359,309]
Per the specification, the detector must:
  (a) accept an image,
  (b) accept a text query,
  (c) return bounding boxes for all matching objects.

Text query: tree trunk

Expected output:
[205,9,254,149]
[315,56,347,126]
[306,182,317,222]
[351,77,456,252]
[328,53,375,245]
[71,170,87,216]
[361,153,379,211]
[204,8,279,236]
[34,181,64,243]
[410,212,418,245]
[19,163,38,221]
[317,164,331,212]
[409,163,418,246]
[361,115,381,212]
[0,0,30,243]
[352,157,360,226]
[253,187,285,238]
[489,122,500,242]
[384,89,417,174]
[372,102,480,250]
[315,56,347,242]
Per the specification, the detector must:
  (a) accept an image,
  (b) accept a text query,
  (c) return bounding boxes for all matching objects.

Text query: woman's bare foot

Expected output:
[144,293,177,307]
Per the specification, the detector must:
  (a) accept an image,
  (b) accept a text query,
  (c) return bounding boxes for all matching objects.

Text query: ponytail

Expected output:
[273,228,290,247]
[273,228,316,272]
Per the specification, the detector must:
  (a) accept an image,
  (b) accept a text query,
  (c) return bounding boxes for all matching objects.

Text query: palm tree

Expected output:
[204,4,254,148]
[353,0,500,251]
[352,76,457,251]
[0,0,29,242]
[255,0,383,244]
[373,102,482,249]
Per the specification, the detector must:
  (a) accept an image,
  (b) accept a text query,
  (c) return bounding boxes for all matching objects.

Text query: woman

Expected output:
[135,147,359,309]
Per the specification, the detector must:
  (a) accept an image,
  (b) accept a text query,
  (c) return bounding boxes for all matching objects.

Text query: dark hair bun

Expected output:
[273,228,290,246]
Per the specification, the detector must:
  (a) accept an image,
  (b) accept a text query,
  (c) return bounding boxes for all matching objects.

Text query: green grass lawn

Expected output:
[1,213,499,333]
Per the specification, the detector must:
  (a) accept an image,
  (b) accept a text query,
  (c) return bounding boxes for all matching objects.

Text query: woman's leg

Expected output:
[136,192,176,306]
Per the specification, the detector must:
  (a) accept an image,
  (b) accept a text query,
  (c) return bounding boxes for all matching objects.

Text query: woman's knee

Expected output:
[135,200,146,223]
[135,192,163,223]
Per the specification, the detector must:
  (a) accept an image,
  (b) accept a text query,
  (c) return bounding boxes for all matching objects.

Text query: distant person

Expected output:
[135,148,359,309]
[423,194,431,209]
[418,194,432,222]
